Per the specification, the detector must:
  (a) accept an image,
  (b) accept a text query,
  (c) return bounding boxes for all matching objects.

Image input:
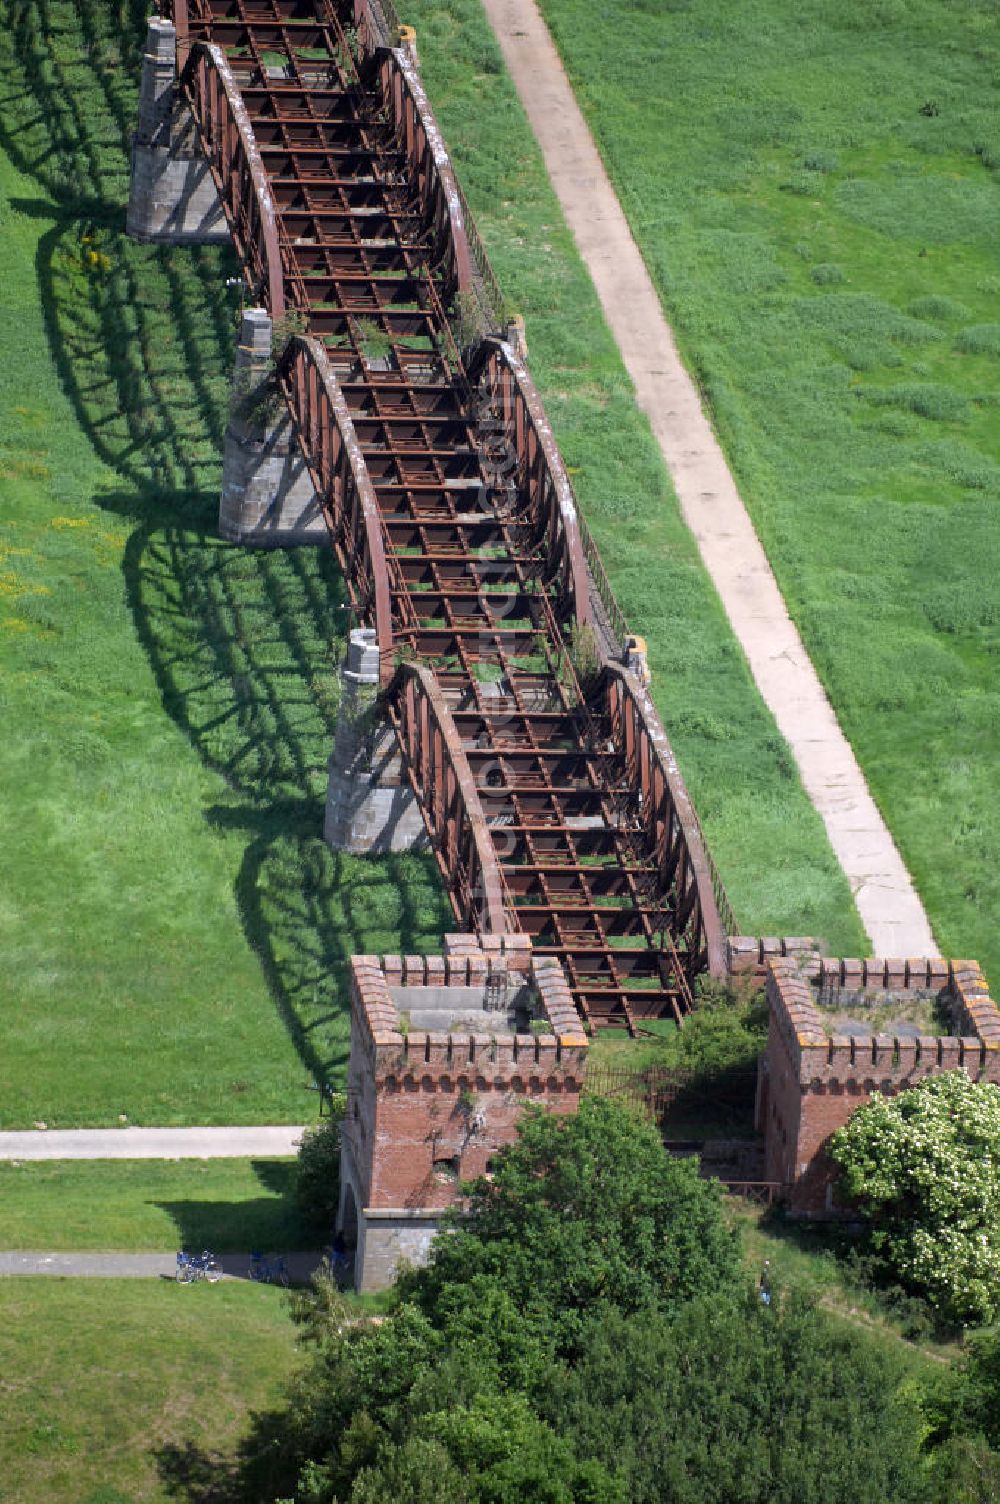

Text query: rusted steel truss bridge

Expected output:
[163,0,732,1030]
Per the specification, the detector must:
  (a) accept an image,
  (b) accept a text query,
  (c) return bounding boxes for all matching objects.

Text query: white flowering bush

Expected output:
[829,1070,1000,1324]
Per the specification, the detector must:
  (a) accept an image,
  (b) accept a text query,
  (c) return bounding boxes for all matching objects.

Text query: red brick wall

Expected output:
[342,944,587,1217]
[368,1067,581,1211]
[762,956,1000,1214]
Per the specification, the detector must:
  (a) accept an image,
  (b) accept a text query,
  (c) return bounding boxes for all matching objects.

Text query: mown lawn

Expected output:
[406,0,865,955]
[0,0,451,1127]
[531,0,1000,983]
[0,1159,320,1252]
[0,1278,298,1504]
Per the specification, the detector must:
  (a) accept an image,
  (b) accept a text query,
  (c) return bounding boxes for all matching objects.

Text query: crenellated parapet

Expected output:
[339,935,587,1289]
[760,953,1000,1212]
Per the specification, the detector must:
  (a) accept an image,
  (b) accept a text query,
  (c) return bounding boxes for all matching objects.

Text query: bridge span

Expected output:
[139,0,732,1030]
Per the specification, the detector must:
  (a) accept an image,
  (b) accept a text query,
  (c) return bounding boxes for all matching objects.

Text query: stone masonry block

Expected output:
[906,958,930,987]
[896,1038,917,1075]
[938,1037,961,1070]
[726,936,760,975]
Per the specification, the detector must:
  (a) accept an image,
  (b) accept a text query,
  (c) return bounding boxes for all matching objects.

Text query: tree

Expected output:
[925,1324,1000,1452]
[294,1095,346,1234]
[542,1292,934,1504]
[401,1095,742,1351]
[828,1071,1000,1324]
[350,1394,624,1504]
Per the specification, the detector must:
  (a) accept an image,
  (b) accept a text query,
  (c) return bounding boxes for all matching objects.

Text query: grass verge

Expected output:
[0,1278,298,1504]
[0,1159,321,1252]
[0,0,451,1127]
[531,0,1000,982]
[730,1201,958,1374]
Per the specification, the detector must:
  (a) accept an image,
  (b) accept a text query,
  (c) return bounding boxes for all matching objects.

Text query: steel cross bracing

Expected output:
[168,0,724,1029]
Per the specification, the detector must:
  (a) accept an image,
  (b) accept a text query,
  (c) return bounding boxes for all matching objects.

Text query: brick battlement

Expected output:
[339,936,587,1288]
[349,938,588,1070]
[760,955,1000,1212]
[727,935,820,979]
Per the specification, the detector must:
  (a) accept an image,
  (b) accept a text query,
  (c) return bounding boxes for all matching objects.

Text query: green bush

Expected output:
[955,324,1000,358]
[294,1097,346,1234]
[829,1072,1000,1325]
[674,979,768,1075]
[863,383,969,422]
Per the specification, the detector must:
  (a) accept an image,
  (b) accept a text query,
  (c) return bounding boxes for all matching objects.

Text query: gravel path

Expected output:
[0,1250,324,1282]
[0,1126,307,1160]
[480,0,936,956]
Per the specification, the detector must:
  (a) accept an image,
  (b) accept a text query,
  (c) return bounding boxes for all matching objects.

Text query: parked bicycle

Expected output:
[176,1249,223,1284]
[248,1251,289,1286]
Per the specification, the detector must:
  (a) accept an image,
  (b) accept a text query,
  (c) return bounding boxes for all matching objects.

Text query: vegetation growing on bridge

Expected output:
[403,0,866,953]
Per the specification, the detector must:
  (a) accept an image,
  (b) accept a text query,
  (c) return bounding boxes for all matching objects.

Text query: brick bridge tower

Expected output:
[339,933,588,1289]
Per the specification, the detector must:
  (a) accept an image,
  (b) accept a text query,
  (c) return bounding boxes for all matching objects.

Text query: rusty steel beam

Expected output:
[376,49,478,314]
[469,338,592,630]
[604,664,727,979]
[277,335,397,680]
[389,663,512,935]
[180,43,286,316]
[158,0,731,1030]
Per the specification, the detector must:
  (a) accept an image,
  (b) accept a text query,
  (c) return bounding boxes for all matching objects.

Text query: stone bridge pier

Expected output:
[126,17,228,244]
[325,629,428,855]
[219,308,327,546]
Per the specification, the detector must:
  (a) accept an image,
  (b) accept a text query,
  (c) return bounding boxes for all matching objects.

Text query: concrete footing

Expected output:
[126,18,228,245]
[219,309,327,545]
[356,1208,443,1291]
[324,630,429,855]
[338,1136,442,1291]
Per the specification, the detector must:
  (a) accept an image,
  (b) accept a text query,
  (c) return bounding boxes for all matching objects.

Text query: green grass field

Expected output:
[0,0,868,1134]
[0,1159,320,1252]
[0,0,451,1127]
[405,0,865,956]
[531,0,1000,983]
[0,1278,298,1504]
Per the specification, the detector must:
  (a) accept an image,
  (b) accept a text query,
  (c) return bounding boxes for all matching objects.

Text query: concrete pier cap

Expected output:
[346,627,380,682]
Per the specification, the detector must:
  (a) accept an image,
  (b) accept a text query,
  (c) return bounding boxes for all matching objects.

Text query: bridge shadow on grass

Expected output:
[154,1159,317,1255]
[1,1,451,1093]
[156,1428,301,1504]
